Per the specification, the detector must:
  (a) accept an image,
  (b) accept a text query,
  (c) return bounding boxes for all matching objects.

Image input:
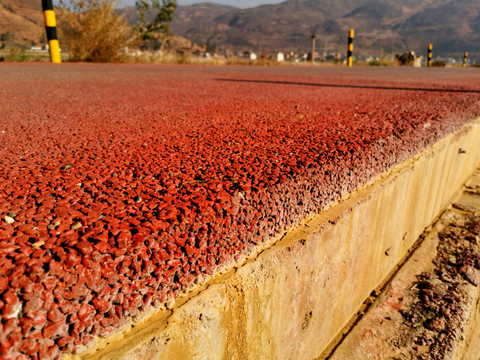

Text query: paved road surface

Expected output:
[0,64,479,358]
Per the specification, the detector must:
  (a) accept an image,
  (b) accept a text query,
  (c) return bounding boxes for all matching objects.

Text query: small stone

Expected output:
[32,241,45,250]
[47,308,64,322]
[4,215,14,224]
[76,241,93,255]
[47,220,61,230]
[4,302,22,319]
[425,317,446,332]
[42,321,63,338]
[3,289,18,304]
[61,164,72,170]
[71,222,83,230]
[463,266,479,287]
[27,310,47,326]
[420,278,447,295]
[78,303,95,322]
[165,298,175,309]
[440,271,453,282]
[448,256,457,265]
[92,298,110,313]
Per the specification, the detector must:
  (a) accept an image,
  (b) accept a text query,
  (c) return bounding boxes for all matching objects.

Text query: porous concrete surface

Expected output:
[3,65,479,359]
[330,169,480,360]
[73,120,480,359]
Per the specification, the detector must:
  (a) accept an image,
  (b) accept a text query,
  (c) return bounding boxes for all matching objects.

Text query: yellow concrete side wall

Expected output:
[76,119,480,360]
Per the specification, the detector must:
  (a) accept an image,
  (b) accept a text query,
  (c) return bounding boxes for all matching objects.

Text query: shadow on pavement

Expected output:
[215,78,480,93]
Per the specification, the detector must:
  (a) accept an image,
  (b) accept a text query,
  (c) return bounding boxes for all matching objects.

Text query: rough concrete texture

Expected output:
[331,169,480,360]
[75,120,480,359]
[2,64,480,359]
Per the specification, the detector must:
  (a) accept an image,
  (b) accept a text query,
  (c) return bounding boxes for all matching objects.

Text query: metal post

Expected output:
[42,0,61,63]
[463,52,468,68]
[427,44,432,68]
[347,29,354,67]
[311,34,316,65]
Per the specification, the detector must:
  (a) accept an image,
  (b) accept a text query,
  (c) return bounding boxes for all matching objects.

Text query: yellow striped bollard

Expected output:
[463,52,468,68]
[427,43,432,67]
[347,29,354,67]
[42,0,61,63]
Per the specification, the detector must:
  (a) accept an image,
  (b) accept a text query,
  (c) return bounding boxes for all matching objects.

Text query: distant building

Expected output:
[243,51,257,60]
[30,45,50,51]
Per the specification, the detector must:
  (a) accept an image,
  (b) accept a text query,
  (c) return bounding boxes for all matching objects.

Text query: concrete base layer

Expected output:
[330,170,480,360]
[69,118,480,360]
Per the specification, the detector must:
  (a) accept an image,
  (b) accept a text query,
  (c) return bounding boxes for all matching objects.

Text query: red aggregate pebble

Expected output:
[0,63,480,359]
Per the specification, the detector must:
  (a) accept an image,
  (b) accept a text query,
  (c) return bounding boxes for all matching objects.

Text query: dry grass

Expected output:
[431,60,447,67]
[224,57,282,66]
[0,46,50,62]
[125,51,289,66]
[57,0,131,63]
[369,58,396,66]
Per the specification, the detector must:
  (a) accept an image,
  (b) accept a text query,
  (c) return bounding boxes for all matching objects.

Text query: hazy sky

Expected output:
[117,0,286,8]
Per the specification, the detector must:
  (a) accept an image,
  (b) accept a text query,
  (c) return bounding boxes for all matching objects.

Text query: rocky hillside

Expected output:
[2,0,479,61]
[0,0,45,45]
[171,0,480,59]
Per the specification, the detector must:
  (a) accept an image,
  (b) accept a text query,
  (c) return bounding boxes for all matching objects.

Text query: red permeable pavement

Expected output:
[1,63,479,359]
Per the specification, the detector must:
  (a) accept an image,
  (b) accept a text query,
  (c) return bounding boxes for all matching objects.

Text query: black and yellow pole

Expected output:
[347,29,354,67]
[463,52,468,68]
[427,43,432,67]
[42,0,61,63]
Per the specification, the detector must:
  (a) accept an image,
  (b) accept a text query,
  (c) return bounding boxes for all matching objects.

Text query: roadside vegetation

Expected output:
[57,0,131,62]
[0,0,475,66]
[0,46,50,62]
[56,0,177,63]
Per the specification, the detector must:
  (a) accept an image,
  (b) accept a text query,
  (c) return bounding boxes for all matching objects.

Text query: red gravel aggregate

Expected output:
[0,63,480,358]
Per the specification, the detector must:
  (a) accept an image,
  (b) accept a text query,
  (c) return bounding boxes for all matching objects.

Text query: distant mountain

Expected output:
[393,0,480,54]
[121,2,236,39]
[2,0,479,62]
[170,0,480,60]
[0,0,45,45]
[172,3,236,42]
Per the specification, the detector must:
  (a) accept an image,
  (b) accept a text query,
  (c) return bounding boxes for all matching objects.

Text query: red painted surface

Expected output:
[0,64,479,358]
